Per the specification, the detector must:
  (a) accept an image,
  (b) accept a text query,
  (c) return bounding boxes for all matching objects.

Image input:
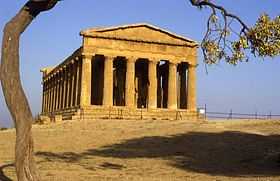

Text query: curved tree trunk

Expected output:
[0,1,58,180]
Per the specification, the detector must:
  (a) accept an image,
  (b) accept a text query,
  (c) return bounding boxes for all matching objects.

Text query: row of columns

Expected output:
[80,54,196,111]
[42,59,82,113]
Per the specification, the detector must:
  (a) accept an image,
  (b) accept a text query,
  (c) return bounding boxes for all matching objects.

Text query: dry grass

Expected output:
[1,119,280,181]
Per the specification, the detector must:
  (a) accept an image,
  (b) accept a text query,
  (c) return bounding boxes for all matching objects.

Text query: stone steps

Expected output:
[77,107,200,121]
[44,106,203,122]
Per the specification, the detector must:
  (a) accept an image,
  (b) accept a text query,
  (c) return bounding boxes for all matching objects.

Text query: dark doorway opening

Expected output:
[157,60,169,108]
[135,59,149,108]
[177,62,188,109]
[113,57,126,106]
[91,55,104,105]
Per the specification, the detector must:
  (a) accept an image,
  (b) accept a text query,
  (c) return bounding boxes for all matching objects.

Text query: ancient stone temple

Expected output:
[40,23,198,121]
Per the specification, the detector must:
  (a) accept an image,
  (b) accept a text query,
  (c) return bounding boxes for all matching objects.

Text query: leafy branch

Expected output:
[189,0,280,65]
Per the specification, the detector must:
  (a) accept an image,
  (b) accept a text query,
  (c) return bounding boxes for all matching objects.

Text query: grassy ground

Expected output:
[0,119,280,181]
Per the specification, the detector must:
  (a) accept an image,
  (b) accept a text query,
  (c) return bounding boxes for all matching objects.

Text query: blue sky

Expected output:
[0,0,279,127]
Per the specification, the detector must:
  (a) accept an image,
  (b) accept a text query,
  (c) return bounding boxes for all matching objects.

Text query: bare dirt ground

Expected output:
[1,119,280,181]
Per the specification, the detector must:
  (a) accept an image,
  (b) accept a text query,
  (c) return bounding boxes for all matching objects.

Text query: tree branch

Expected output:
[189,0,249,31]
[189,0,280,65]
[0,0,59,180]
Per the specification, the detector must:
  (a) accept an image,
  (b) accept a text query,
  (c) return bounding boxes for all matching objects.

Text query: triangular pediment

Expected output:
[80,23,197,46]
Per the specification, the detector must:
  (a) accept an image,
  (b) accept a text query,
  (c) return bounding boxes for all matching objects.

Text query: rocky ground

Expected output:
[1,119,280,181]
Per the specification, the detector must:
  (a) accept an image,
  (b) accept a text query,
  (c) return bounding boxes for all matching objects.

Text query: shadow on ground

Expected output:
[36,131,280,177]
[0,163,13,181]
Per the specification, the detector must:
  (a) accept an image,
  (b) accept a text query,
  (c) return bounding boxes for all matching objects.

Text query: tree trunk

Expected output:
[0,1,58,180]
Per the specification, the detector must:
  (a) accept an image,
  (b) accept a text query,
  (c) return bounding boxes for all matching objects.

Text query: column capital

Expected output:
[148,58,159,64]
[82,53,93,60]
[126,56,137,63]
[104,55,115,61]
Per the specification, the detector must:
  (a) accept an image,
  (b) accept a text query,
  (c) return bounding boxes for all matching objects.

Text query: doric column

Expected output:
[47,79,51,112]
[75,59,82,106]
[54,73,59,111]
[42,81,46,113]
[70,61,76,107]
[148,59,157,109]
[71,60,77,107]
[52,76,56,111]
[52,74,56,111]
[65,67,69,108]
[43,81,46,113]
[45,79,49,113]
[46,80,49,112]
[187,64,197,111]
[125,57,136,108]
[47,78,51,112]
[48,78,51,112]
[45,81,48,113]
[80,54,92,107]
[59,71,63,110]
[52,76,57,112]
[58,70,64,110]
[57,70,63,110]
[47,78,50,112]
[66,65,72,108]
[51,75,55,112]
[49,76,54,112]
[168,62,177,109]
[51,78,55,111]
[48,79,52,112]
[54,74,59,111]
[62,67,68,109]
[103,55,114,107]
